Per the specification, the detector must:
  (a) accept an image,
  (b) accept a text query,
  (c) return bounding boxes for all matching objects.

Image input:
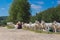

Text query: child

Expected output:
[17,21,22,29]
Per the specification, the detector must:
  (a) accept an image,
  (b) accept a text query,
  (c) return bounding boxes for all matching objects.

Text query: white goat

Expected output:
[22,23,31,29]
[22,22,40,30]
[45,23,52,32]
[55,22,60,32]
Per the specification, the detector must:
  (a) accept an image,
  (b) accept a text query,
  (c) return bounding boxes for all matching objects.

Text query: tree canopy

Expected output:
[36,5,60,22]
[8,0,31,23]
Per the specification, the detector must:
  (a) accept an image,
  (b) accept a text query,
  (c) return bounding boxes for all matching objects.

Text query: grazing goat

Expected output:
[22,20,60,32]
[44,23,52,32]
[54,22,60,32]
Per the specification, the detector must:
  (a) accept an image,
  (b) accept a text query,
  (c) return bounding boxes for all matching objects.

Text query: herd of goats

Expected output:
[7,20,60,33]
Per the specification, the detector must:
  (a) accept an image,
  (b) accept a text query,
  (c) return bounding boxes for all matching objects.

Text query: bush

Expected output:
[0,20,7,27]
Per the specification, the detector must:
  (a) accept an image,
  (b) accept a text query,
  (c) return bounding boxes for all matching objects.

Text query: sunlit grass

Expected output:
[6,25,15,29]
[23,27,60,34]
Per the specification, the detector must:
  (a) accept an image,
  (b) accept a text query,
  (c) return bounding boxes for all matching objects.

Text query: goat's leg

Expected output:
[54,28,57,33]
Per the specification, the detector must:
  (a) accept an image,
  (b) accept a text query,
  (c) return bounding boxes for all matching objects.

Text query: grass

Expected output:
[23,28,60,34]
[6,25,15,29]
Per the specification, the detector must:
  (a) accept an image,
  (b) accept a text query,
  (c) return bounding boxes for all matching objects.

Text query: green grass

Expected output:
[6,25,15,29]
[23,28,60,34]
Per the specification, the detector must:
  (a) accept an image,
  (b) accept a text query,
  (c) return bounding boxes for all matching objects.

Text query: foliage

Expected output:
[36,5,60,22]
[30,16,37,23]
[8,0,31,23]
[0,20,7,26]
[0,16,7,26]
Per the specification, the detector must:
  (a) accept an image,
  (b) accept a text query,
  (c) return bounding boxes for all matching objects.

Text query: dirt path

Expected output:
[0,27,60,40]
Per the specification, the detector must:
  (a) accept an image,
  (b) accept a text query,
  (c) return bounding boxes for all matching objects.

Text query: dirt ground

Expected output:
[0,27,60,40]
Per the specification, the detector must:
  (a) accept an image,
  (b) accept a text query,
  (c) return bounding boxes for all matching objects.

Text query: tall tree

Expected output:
[8,0,31,23]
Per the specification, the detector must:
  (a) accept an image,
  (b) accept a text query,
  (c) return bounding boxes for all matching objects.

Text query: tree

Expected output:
[8,0,31,23]
[30,16,37,23]
[36,5,60,22]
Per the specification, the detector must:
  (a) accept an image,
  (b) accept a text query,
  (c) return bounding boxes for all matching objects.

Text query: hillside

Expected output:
[0,16,7,20]
[36,5,60,22]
